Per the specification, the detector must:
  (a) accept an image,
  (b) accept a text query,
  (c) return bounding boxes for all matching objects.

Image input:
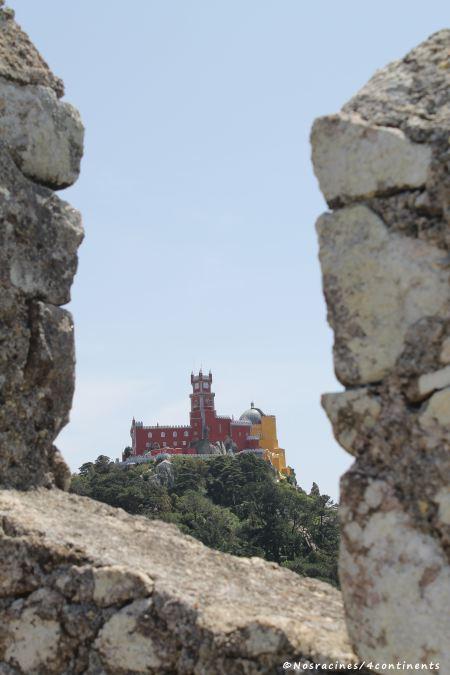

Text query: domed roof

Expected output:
[239,402,265,425]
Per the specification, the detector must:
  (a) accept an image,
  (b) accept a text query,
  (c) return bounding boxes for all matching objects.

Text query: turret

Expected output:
[191,369,213,386]
[189,369,215,440]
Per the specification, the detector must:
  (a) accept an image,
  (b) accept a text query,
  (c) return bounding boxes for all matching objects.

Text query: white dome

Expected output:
[239,403,265,424]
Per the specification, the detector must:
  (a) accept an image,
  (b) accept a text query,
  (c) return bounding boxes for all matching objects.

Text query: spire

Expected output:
[251,401,254,409]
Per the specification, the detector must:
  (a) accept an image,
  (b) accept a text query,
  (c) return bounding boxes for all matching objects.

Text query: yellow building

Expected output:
[239,403,292,476]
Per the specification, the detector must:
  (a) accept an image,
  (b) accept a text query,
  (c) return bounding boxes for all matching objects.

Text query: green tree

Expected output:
[175,490,241,553]
[141,483,173,519]
[309,482,320,497]
[206,455,245,507]
[94,455,112,473]
[171,457,207,495]
[78,461,94,476]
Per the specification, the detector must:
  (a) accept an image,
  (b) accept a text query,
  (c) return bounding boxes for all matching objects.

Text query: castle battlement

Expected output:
[139,424,191,430]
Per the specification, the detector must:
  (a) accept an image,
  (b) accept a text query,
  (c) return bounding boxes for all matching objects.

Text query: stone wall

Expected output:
[312,31,450,665]
[0,3,83,490]
[0,489,356,673]
[0,7,357,673]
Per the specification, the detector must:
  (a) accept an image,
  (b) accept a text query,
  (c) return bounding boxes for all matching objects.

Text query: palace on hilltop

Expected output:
[130,370,291,475]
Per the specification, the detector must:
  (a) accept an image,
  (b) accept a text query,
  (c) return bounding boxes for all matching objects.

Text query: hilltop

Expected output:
[71,452,339,587]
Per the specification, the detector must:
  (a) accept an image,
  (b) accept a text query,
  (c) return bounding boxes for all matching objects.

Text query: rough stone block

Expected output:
[0,489,358,674]
[340,476,450,666]
[439,337,450,365]
[0,300,75,489]
[415,365,450,401]
[312,29,450,665]
[0,77,84,188]
[311,114,431,205]
[0,148,83,306]
[0,4,83,489]
[0,8,64,95]
[316,204,448,385]
[418,387,450,446]
[321,389,381,456]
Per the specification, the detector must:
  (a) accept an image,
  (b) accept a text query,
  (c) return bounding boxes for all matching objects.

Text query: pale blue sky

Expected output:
[12,1,448,498]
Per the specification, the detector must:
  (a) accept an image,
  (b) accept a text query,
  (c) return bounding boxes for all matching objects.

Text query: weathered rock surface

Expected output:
[321,389,381,456]
[311,114,431,204]
[0,488,358,674]
[0,4,64,96]
[413,364,450,402]
[312,30,450,665]
[340,478,450,664]
[0,77,84,188]
[316,204,448,385]
[0,4,83,489]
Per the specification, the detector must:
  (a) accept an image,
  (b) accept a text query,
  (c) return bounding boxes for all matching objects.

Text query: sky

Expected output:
[12,0,449,499]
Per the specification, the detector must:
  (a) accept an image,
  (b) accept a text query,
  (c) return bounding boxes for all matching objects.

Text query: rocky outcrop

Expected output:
[312,31,450,665]
[0,5,83,490]
[0,488,357,673]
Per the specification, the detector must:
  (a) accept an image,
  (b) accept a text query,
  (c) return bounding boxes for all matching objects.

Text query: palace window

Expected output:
[182,441,186,446]
[195,383,200,390]
[184,430,189,437]
[203,382,209,390]
[161,432,166,438]
[162,442,167,447]
[148,432,152,438]
[173,431,177,437]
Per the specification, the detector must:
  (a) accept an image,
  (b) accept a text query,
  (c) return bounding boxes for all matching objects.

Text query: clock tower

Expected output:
[190,369,215,440]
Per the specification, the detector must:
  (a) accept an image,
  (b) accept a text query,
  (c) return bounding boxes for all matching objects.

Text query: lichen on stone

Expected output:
[312,29,450,665]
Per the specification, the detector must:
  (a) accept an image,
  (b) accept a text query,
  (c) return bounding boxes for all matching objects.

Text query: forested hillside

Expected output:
[71,454,339,586]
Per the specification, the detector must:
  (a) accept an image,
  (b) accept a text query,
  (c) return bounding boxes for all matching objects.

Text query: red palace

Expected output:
[130,370,260,457]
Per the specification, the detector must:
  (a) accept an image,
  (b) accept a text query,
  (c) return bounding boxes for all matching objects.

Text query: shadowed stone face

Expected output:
[312,29,450,664]
[0,6,83,489]
[0,78,84,188]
